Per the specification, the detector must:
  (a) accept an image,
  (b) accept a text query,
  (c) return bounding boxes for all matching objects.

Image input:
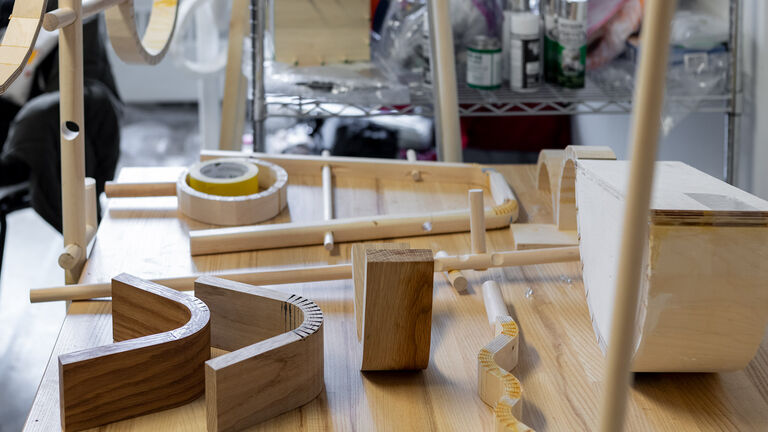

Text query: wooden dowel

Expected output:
[85,177,97,229]
[190,206,516,255]
[31,247,580,303]
[435,250,468,293]
[104,181,177,198]
[45,0,128,31]
[481,281,508,325]
[58,244,83,270]
[30,264,355,303]
[59,0,86,284]
[406,149,422,181]
[598,1,676,432]
[433,246,579,272]
[322,150,334,251]
[469,189,486,254]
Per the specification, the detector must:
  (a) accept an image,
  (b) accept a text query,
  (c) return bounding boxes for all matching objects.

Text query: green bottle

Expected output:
[556,0,587,89]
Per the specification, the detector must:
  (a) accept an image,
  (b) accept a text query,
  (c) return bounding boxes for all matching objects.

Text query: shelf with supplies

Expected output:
[263,77,732,118]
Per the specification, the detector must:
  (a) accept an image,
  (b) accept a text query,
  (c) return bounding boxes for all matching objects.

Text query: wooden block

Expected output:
[576,160,768,371]
[195,276,324,432]
[351,242,409,340]
[58,274,210,432]
[510,223,578,250]
[360,248,434,371]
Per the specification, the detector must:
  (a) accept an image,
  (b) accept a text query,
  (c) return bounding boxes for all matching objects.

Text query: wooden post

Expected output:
[481,280,507,326]
[321,150,334,251]
[427,0,462,162]
[598,1,677,431]
[59,0,86,284]
[218,0,249,150]
[469,189,486,254]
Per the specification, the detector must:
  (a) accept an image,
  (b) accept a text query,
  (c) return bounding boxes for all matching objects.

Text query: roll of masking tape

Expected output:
[188,159,259,196]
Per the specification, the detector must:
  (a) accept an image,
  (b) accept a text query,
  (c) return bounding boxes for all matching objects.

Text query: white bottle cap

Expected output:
[511,12,540,36]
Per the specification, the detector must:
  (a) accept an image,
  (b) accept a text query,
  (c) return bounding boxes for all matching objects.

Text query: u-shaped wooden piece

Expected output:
[106,0,180,64]
[195,276,324,432]
[58,274,211,432]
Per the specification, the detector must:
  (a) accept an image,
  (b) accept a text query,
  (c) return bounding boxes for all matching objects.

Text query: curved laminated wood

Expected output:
[58,274,211,432]
[194,276,324,432]
[105,0,180,65]
[478,318,532,432]
[0,0,47,94]
[177,158,289,226]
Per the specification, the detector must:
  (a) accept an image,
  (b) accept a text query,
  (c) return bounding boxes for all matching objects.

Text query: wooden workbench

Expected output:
[24,165,768,431]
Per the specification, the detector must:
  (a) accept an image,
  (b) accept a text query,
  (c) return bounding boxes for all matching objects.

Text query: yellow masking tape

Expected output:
[188,159,259,197]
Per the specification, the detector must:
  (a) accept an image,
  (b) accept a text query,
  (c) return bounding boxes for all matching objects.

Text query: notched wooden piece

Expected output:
[478,317,533,432]
[58,273,211,432]
[194,276,324,432]
[359,248,434,371]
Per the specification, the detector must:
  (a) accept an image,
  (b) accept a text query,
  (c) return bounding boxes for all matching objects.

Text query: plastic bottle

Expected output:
[509,12,542,92]
[556,0,587,89]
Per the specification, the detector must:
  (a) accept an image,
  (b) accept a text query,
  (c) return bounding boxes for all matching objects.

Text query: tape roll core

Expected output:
[188,159,259,197]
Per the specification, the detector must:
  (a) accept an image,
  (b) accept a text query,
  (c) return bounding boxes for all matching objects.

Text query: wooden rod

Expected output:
[85,177,97,229]
[190,207,516,255]
[427,0,462,162]
[58,244,83,270]
[469,189,486,254]
[406,149,422,181]
[59,0,86,284]
[435,250,468,293]
[45,0,128,31]
[598,1,676,432]
[31,264,355,303]
[105,181,177,198]
[433,246,579,272]
[481,280,508,325]
[322,150,334,251]
[31,247,580,303]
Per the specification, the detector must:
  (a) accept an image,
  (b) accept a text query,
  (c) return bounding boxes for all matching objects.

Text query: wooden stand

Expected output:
[59,274,210,431]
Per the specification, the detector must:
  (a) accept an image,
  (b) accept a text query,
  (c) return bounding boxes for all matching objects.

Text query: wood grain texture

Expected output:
[351,243,409,340]
[58,274,210,431]
[274,0,369,66]
[0,0,47,93]
[194,276,323,432]
[576,160,768,372]
[360,248,434,371]
[510,223,578,250]
[24,165,768,431]
[105,0,179,64]
[176,158,288,226]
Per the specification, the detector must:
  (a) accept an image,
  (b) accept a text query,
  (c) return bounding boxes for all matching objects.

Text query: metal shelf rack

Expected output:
[251,0,742,181]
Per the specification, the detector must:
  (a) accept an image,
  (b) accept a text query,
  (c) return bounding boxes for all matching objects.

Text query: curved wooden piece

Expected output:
[194,276,324,432]
[0,1,47,93]
[177,158,289,226]
[58,274,211,432]
[478,317,533,432]
[105,0,180,64]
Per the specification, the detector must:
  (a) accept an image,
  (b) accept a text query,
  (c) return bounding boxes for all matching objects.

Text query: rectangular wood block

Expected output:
[360,248,434,371]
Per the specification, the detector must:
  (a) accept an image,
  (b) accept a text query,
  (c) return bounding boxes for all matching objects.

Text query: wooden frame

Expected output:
[58,274,210,431]
[105,0,180,65]
[195,276,324,431]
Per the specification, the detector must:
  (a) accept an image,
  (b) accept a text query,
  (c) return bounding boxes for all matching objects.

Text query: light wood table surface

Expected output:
[24,165,768,431]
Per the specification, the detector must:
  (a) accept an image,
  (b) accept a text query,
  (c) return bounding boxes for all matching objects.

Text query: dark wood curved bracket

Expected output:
[58,273,211,432]
[194,276,324,432]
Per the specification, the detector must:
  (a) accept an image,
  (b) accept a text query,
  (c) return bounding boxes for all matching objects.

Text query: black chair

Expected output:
[0,182,31,275]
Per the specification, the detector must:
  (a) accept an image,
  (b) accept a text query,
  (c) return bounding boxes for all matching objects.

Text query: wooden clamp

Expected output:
[478,281,533,431]
[58,274,210,431]
[195,276,324,432]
